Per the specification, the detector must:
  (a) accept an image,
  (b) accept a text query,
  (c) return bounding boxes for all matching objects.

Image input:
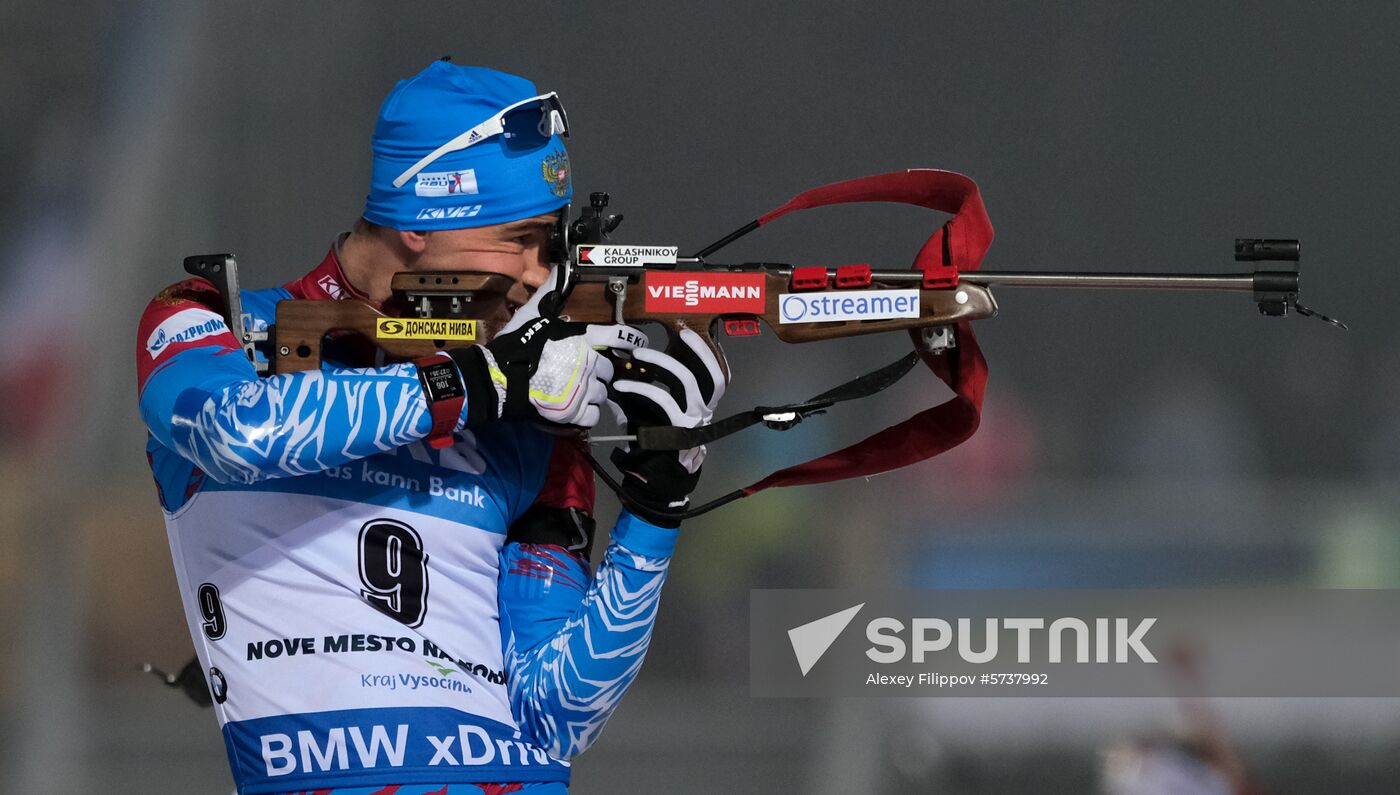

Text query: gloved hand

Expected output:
[607,328,727,527]
[447,268,647,428]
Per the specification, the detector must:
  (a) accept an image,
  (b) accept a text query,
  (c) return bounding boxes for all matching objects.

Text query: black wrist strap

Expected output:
[507,504,596,557]
[485,317,560,420]
[446,346,499,428]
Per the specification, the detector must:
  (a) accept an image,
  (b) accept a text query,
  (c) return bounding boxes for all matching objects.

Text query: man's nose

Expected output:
[506,281,533,312]
[521,257,551,290]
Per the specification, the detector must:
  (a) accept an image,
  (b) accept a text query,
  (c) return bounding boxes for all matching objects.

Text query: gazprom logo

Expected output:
[145,308,226,359]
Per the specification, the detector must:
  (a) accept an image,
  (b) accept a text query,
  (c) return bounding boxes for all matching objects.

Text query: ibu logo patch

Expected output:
[415,169,479,197]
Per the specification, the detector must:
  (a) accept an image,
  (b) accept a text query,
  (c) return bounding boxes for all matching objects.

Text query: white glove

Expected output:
[610,327,727,472]
[450,267,647,429]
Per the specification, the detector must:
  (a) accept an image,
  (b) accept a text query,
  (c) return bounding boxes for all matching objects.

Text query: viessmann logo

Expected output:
[643,272,766,313]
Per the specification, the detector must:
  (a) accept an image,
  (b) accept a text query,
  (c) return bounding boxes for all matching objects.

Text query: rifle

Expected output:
[185,170,1343,519]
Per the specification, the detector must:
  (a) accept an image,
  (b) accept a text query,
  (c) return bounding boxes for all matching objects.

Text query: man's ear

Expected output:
[398,229,430,255]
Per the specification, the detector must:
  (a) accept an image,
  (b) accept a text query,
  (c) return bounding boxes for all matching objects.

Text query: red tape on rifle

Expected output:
[741,169,992,494]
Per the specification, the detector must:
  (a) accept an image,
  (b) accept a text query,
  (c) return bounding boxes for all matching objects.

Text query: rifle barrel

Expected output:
[655,262,1291,295]
[960,272,1259,292]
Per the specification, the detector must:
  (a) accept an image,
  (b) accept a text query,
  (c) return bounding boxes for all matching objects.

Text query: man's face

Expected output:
[407,213,557,309]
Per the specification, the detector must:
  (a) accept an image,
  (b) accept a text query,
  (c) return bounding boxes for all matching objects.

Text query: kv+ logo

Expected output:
[416,205,482,220]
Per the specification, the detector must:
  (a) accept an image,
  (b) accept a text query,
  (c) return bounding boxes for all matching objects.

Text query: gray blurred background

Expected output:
[2,1,1398,792]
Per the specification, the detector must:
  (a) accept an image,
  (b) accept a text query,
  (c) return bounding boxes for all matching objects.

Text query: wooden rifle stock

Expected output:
[272,269,999,374]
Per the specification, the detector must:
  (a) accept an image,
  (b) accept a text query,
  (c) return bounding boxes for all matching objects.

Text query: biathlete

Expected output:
[136,60,724,794]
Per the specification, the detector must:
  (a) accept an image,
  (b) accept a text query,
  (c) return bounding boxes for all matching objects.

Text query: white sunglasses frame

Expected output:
[392,92,568,189]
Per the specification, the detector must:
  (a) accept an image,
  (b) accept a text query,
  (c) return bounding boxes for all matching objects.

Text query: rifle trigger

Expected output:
[607,277,628,325]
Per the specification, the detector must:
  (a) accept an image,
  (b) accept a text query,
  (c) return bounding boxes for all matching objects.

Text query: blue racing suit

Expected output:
[136,243,677,794]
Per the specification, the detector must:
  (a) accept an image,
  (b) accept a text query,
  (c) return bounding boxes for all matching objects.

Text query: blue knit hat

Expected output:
[363,61,571,230]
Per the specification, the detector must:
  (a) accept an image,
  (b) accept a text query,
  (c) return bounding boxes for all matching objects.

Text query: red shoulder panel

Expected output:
[533,435,596,513]
[284,245,373,304]
[136,278,240,392]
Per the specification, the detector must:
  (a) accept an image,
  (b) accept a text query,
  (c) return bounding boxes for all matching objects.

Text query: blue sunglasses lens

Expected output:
[500,99,566,151]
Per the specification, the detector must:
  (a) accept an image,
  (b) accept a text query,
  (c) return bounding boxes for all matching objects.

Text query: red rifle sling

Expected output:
[741,169,993,494]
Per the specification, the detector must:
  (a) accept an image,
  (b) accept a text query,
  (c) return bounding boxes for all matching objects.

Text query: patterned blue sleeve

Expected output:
[138,305,445,484]
[498,511,679,759]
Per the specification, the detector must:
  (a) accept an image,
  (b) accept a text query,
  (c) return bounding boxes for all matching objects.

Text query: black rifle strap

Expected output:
[585,349,923,524]
[633,350,920,451]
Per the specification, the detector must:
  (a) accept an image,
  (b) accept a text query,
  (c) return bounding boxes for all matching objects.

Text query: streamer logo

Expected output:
[778,289,920,323]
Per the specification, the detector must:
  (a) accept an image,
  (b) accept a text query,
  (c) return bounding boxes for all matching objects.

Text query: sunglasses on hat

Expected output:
[392,93,569,188]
